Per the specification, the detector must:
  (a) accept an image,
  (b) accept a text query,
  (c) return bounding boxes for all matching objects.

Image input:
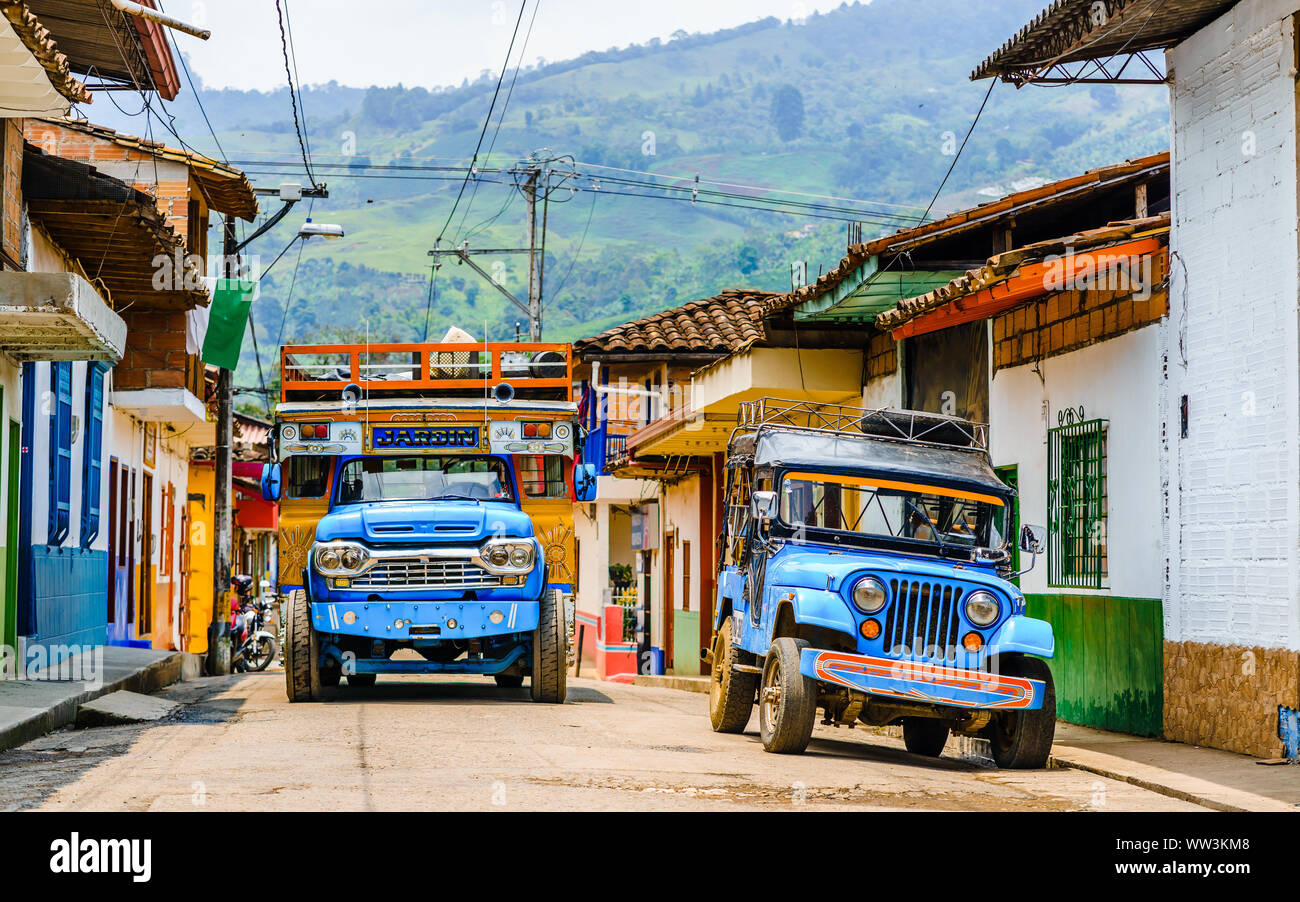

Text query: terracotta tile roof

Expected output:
[0,1,89,104]
[874,212,1170,331]
[971,0,1237,84]
[35,117,259,220]
[763,151,1169,319]
[575,289,781,358]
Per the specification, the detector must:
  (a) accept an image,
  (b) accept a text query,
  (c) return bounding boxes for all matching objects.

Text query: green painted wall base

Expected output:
[670,610,700,676]
[1024,594,1162,736]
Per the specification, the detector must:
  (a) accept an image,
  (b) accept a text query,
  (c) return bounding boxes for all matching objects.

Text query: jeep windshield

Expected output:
[777,470,1008,558]
[336,456,514,504]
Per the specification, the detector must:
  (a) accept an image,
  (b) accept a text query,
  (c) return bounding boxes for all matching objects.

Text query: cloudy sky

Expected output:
[171,0,852,91]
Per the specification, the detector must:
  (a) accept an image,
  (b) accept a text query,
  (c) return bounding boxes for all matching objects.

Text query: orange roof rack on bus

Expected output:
[279,342,574,404]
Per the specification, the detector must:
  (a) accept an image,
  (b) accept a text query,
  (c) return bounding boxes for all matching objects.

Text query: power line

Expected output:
[916,78,996,224]
[435,0,528,247]
[275,0,318,189]
[452,0,542,244]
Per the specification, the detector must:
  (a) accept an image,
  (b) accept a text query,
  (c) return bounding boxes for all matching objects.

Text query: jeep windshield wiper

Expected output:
[429,494,482,504]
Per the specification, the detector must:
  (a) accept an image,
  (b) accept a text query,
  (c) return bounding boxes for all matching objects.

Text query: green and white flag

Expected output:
[201,278,259,370]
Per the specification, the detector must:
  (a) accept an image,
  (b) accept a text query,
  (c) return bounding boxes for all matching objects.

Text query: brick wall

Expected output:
[865,328,896,379]
[1161,0,1300,755]
[114,310,189,390]
[993,253,1168,371]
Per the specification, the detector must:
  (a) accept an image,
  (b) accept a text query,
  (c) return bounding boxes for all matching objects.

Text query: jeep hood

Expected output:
[767,547,1014,595]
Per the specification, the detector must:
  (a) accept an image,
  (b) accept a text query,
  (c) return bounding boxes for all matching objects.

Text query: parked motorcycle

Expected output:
[231,575,279,672]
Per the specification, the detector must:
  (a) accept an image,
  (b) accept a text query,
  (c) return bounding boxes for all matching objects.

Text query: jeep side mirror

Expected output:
[750,490,777,522]
[1019,524,1046,555]
[574,462,598,503]
[260,463,282,502]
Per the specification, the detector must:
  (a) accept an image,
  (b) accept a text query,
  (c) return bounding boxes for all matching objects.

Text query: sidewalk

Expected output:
[0,646,194,753]
[629,674,1299,812]
[1048,722,1298,812]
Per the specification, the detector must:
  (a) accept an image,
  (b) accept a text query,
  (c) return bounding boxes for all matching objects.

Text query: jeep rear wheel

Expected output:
[988,656,1056,769]
[709,618,757,733]
[758,638,817,754]
[902,718,950,757]
[530,589,567,703]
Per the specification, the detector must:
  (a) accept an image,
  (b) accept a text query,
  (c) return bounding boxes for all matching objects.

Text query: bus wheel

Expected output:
[530,589,568,704]
[988,657,1056,769]
[758,638,816,754]
[709,618,757,733]
[285,589,315,702]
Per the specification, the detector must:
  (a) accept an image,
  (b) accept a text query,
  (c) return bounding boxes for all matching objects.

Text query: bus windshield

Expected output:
[336,456,514,504]
[778,471,1008,553]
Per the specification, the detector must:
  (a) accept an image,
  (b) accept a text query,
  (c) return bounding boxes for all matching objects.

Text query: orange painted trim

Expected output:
[890,237,1164,340]
[783,471,1006,506]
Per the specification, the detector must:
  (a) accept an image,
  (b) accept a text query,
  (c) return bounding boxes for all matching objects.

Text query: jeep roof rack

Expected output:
[736,398,988,452]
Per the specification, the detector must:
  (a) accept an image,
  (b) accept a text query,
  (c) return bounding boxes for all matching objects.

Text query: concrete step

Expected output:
[75,690,179,727]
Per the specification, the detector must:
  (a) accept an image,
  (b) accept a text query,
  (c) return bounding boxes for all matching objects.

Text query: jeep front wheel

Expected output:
[988,656,1056,769]
[758,638,817,754]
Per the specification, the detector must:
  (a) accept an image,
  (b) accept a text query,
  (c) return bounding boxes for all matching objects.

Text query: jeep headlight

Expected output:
[851,576,888,614]
[965,590,1001,627]
[480,540,535,573]
[315,543,369,575]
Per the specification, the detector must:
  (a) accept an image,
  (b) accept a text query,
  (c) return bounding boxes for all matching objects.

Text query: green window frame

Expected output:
[1047,418,1108,589]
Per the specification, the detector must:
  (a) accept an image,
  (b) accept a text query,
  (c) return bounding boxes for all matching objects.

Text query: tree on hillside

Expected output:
[770,85,805,141]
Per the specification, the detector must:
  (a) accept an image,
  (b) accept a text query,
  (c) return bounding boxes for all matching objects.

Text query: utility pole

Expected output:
[522,167,543,341]
[429,158,560,342]
[208,216,237,676]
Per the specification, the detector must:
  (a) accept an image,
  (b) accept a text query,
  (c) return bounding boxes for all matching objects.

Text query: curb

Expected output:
[0,651,189,754]
[632,674,710,694]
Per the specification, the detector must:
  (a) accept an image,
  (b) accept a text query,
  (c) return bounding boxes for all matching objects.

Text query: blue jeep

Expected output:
[707,399,1056,769]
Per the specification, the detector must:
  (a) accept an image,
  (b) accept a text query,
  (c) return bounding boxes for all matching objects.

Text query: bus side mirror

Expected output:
[751,490,777,523]
[1018,524,1045,555]
[574,462,598,502]
[261,463,282,502]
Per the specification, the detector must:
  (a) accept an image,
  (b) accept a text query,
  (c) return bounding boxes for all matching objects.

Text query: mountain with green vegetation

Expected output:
[91,0,1168,413]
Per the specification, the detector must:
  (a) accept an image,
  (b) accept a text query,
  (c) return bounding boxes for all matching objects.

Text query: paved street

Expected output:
[0,673,1207,812]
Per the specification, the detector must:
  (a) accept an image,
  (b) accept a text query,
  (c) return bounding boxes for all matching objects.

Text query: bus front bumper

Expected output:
[312,599,539,641]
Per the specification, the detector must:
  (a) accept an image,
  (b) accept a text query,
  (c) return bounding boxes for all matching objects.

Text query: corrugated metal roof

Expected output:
[971,0,1238,83]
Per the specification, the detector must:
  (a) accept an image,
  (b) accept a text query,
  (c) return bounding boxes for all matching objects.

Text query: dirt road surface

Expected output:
[0,672,1207,812]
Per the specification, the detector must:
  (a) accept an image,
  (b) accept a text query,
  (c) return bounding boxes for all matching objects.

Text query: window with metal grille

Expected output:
[1047,418,1108,589]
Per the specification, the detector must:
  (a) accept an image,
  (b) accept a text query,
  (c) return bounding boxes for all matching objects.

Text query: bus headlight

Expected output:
[965,591,1001,627]
[315,543,369,575]
[480,540,535,573]
[851,577,888,614]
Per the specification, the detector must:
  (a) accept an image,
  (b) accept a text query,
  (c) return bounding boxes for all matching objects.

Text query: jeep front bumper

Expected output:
[801,649,1045,710]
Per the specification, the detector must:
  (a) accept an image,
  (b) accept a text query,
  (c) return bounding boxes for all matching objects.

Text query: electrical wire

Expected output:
[916,78,996,225]
[434,0,528,247]
[452,0,542,244]
[275,0,318,189]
